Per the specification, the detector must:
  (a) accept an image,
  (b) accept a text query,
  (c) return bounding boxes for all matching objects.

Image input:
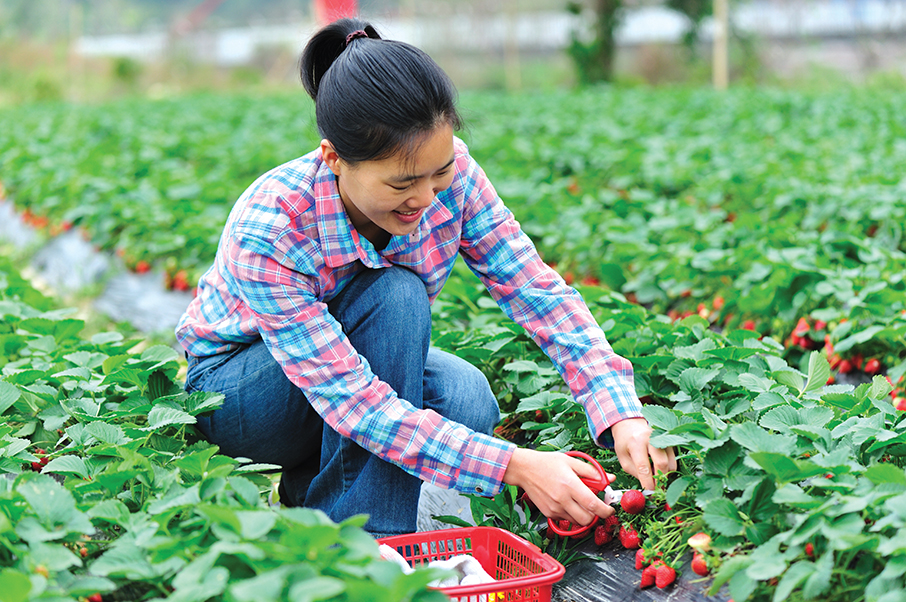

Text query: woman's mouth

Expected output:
[393,208,423,224]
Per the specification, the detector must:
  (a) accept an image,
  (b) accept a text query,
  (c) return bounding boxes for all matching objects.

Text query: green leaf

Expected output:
[773,369,804,393]
[641,405,679,431]
[666,476,691,507]
[865,464,906,487]
[140,345,180,363]
[41,455,90,479]
[803,551,834,598]
[678,367,721,395]
[709,555,753,595]
[749,452,827,484]
[90,545,158,580]
[730,422,795,455]
[0,381,21,414]
[0,568,32,602]
[289,576,346,602]
[142,405,195,431]
[773,561,815,602]
[703,498,745,536]
[802,351,831,395]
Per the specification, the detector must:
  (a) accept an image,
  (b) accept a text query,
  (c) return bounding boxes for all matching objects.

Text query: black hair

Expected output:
[300,18,463,165]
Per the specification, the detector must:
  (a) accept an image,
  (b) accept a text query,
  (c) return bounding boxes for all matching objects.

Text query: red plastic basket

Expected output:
[378,527,565,602]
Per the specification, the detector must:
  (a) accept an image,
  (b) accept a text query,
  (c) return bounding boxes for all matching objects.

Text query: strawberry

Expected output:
[691,553,709,576]
[173,270,191,292]
[712,296,725,310]
[80,546,89,558]
[618,524,640,549]
[687,531,712,553]
[864,358,881,375]
[838,359,854,374]
[557,519,571,532]
[640,564,657,588]
[620,490,646,514]
[655,563,677,588]
[135,260,151,274]
[34,564,49,578]
[895,397,906,411]
[31,461,43,472]
[88,594,103,602]
[805,542,814,557]
[603,513,620,534]
[635,548,647,569]
[742,319,756,331]
[813,319,827,331]
[594,524,613,546]
[853,354,864,370]
[793,317,810,337]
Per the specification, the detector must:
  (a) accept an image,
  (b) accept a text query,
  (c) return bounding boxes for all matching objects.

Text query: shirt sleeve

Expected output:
[456,154,644,447]
[222,225,515,495]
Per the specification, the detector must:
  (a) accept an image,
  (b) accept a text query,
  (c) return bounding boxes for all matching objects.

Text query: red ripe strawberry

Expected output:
[691,552,709,576]
[896,397,906,411]
[813,319,827,331]
[618,524,640,549]
[135,260,151,274]
[853,354,864,370]
[713,296,725,310]
[793,317,810,336]
[635,548,647,569]
[88,594,103,602]
[640,564,657,589]
[594,524,613,546]
[620,490,646,514]
[557,519,571,532]
[80,546,89,558]
[805,542,814,557]
[838,359,854,374]
[31,461,43,471]
[742,319,756,331]
[655,563,677,588]
[173,270,191,292]
[864,359,881,375]
[603,513,620,534]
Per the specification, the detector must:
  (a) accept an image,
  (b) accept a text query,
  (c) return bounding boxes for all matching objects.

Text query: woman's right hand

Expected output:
[502,447,614,527]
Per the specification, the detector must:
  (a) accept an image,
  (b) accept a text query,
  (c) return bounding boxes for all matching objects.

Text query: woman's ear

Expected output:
[320,139,343,176]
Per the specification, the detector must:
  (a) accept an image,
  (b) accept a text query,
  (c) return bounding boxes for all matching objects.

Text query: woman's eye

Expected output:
[390,183,411,191]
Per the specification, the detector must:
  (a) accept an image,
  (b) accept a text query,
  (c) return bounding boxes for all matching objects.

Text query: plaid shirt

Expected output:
[176,137,643,496]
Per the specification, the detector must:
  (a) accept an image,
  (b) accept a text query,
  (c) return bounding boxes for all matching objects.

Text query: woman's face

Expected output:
[321,123,455,246]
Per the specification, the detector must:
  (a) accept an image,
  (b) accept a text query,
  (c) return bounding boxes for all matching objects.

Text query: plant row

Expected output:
[0,256,445,602]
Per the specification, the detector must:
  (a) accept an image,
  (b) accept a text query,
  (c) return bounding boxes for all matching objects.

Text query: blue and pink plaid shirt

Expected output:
[176,137,643,496]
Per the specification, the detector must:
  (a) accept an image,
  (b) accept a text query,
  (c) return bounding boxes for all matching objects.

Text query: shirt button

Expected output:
[475,486,483,494]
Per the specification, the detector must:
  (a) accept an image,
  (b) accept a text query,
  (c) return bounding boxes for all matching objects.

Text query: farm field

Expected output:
[1,86,905,602]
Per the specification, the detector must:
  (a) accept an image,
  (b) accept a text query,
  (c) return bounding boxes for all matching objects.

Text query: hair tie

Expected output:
[345,30,368,47]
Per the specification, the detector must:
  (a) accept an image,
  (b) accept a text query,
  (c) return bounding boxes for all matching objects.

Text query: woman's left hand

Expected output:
[611,417,677,490]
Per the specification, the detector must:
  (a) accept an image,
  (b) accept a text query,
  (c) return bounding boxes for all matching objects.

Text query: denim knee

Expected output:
[330,266,431,348]
[426,357,500,436]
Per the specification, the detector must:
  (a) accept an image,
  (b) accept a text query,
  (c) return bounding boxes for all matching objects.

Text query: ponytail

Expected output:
[299,18,462,165]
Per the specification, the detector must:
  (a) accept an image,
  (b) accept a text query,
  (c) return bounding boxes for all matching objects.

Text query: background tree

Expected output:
[565,0,623,84]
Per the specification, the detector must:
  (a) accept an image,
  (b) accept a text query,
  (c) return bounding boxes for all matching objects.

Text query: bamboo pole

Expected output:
[713,0,729,90]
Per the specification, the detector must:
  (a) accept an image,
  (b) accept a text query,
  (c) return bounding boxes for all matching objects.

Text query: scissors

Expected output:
[544,450,616,538]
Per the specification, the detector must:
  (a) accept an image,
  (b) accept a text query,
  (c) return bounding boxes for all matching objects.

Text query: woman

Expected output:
[176,17,675,538]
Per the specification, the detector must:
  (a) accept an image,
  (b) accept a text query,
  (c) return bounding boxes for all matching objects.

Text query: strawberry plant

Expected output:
[0,258,447,601]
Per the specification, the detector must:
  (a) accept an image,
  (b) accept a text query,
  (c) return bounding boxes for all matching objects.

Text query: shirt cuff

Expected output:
[594,405,645,448]
[451,434,516,496]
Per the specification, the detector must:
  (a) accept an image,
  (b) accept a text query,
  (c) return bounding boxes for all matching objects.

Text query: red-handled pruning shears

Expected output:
[545,450,616,538]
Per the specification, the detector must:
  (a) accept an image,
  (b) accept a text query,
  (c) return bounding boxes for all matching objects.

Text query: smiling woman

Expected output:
[175,17,674,539]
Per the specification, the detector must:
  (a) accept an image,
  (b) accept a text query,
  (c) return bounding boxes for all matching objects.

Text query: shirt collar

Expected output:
[312,158,456,266]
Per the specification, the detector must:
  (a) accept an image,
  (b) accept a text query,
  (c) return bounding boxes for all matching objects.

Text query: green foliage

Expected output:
[0,261,444,601]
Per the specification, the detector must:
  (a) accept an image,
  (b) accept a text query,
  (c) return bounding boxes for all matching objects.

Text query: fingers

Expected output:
[650,443,677,477]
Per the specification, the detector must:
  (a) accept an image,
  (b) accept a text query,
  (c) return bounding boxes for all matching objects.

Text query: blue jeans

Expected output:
[184,266,500,537]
